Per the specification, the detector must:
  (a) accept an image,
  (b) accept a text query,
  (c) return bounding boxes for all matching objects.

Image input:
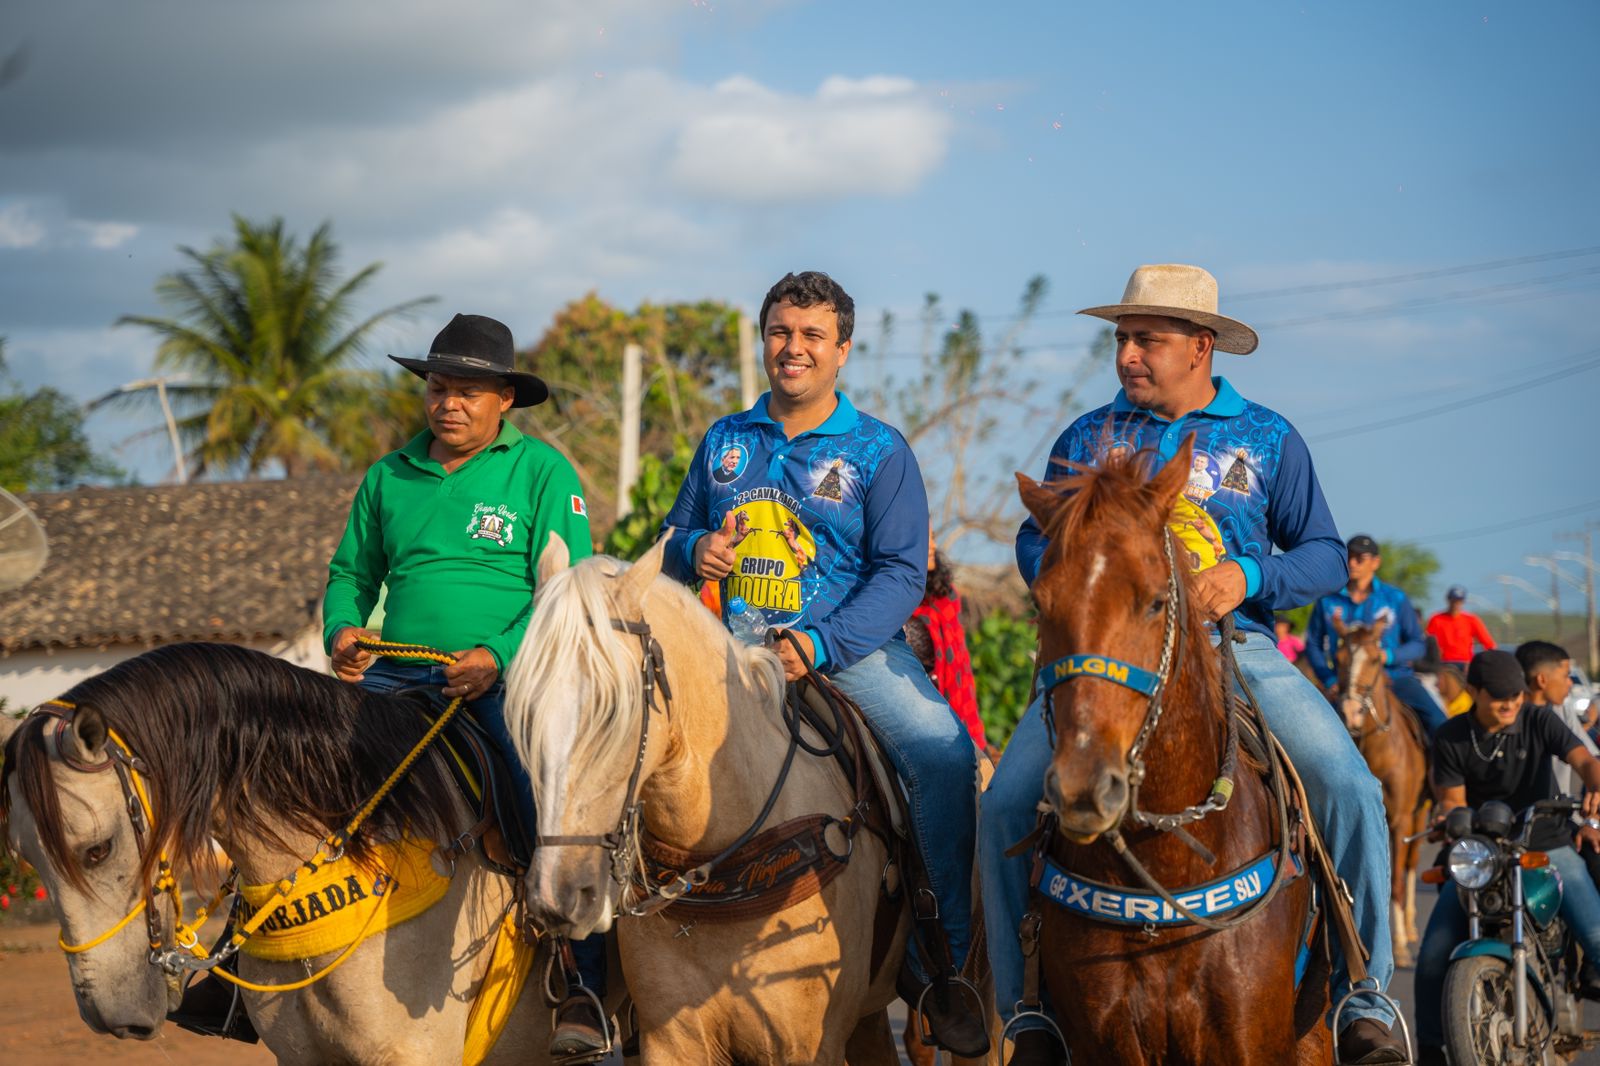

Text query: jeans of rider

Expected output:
[1388,673,1449,738]
[828,635,978,977]
[357,659,608,993]
[980,628,1395,1034]
[1414,845,1600,1049]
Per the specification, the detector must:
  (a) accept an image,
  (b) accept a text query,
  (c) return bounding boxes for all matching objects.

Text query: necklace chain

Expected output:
[1471,727,1510,761]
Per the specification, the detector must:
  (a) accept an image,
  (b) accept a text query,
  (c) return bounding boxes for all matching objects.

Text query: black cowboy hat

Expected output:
[389,313,548,408]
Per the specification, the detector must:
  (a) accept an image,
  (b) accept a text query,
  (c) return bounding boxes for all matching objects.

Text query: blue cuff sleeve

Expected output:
[803,628,829,670]
[1235,556,1262,599]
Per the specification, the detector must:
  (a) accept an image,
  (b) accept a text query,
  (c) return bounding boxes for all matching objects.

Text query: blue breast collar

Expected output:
[1034,849,1302,927]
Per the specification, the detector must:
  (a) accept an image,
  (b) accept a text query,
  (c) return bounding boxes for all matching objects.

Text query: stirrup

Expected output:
[912,972,985,1048]
[549,983,614,1066]
[1331,981,1412,1066]
[999,1005,1071,1063]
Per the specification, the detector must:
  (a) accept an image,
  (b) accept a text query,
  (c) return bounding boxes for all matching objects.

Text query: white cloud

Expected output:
[0,204,46,248]
[74,221,140,250]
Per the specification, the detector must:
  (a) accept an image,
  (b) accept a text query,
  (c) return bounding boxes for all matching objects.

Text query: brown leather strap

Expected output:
[1018,908,1044,1011]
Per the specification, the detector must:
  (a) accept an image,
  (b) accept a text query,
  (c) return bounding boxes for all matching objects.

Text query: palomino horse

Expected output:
[0,643,620,1064]
[1015,441,1332,1065]
[503,535,994,1065]
[1331,620,1428,966]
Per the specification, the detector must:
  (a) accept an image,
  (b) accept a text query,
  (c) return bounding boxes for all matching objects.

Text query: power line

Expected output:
[1413,499,1600,546]
[1253,266,1600,330]
[1308,347,1600,442]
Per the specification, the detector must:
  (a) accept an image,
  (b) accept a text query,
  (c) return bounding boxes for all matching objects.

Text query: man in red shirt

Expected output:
[1426,585,1496,672]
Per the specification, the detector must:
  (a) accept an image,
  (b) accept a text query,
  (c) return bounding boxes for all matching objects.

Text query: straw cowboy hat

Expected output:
[1078,264,1259,355]
[389,313,549,407]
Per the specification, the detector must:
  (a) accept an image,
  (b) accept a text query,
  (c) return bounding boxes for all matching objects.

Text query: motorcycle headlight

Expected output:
[1449,837,1500,890]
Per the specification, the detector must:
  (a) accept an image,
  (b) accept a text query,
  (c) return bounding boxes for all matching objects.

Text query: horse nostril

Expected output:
[1044,769,1064,812]
[1094,768,1128,818]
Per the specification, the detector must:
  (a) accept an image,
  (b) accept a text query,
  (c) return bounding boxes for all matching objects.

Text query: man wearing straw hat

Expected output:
[979,266,1408,1064]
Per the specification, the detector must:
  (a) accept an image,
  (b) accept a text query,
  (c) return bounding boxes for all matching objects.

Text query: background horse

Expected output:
[1016,441,1330,1065]
[0,642,615,1064]
[503,535,992,1065]
[1330,619,1428,966]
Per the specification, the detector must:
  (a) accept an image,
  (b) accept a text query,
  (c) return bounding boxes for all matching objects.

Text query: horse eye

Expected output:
[83,839,113,868]
[1147,595,1167,617]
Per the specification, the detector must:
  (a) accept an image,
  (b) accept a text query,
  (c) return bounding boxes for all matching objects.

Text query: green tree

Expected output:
[602,438,696,561]
[116,216,433,477]
[518,294,740,529]
[0,343,123,492]
[1377,540,1441,606]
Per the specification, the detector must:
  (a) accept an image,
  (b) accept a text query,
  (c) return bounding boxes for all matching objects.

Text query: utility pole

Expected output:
[1555,523,1600,676]
[617,343,643,520]
[1496,573,1561,643]
[88,376,189,484]
[1526,555,1585,641]
[737,312,758,410]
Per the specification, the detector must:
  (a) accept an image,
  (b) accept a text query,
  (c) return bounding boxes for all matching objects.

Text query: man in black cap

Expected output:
[322,313,611,1058]
[1411,649,1600,1063]
[1307,533,1448,738]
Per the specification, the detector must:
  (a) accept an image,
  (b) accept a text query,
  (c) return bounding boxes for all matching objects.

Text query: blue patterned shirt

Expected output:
[1016,377,1346,638]
[662,392,928,672]
[1305,578,1429,686]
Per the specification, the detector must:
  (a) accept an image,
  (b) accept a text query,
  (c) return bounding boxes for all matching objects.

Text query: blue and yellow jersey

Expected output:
[1016,377,1347,640]
[661,392,928,673]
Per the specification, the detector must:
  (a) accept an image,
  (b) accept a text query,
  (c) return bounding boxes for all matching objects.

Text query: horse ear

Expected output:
[69,704,108,762]
[1144,435,1194,513]
[1331,613,1348,637]
[1016,473,1062,529]
[616,531,670,606]
[538,531,572,587]
[1372,618,1389,641]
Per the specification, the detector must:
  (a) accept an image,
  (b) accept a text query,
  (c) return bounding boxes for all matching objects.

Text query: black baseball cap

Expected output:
[1467,650,1526,700]
[1346,534,1380,558]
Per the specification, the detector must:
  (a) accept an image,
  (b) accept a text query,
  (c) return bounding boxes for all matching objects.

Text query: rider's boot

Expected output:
[1006,1027,1069,1066]
[548,992,610,1062]
[896,967,991,1058]
[1337,1017,1411,1064]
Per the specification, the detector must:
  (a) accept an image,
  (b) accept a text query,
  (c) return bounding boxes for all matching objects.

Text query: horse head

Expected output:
[2,704,179,1038]
[506,532,780,939]
[1334,620,1389,734]
[1017,438,1212,844]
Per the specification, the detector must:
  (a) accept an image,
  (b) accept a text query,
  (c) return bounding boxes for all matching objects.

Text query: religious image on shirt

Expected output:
[1218,449,1253,494]
[466,501,520,546]
[812,458,847,502]
[723,489,817,618]
[1168,496,1228,573]
[712,443,750,485]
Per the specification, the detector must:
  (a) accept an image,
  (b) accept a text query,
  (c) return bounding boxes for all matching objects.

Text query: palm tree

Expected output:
[117,216,433,477]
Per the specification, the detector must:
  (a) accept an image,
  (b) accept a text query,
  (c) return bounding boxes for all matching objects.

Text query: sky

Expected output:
[1,0,1596,618]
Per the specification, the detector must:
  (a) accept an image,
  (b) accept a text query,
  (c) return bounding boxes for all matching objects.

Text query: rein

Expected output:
[32,639,472,991]
[1033,532,1296,932]
[537,617,870,919]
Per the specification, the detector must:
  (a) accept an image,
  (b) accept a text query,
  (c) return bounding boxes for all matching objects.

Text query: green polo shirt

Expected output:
[322,421,592,670]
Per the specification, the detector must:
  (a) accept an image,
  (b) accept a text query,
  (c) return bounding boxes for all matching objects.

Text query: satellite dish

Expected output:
[0,487,48,591]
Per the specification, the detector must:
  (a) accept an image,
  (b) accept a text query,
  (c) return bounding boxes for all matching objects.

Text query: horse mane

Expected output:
[504,553,784,802]
[1,643,459,892]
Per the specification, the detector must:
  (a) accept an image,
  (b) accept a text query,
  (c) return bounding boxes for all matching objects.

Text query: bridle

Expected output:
[534,618,672,910]
[1339,644,1392,737]
[535,615,867,919]
[1032,530,1297,931]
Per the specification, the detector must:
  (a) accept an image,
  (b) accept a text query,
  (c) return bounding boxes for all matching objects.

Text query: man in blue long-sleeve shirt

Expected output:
[981,264,1407,1065]
[1307,534,1449,737]
[660,270,988,1058]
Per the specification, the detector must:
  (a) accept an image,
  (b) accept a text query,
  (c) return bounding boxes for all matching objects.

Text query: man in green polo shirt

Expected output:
[322,312,609,1060]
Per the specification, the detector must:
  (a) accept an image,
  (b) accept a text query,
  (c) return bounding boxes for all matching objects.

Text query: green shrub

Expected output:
[969,610,1038,748]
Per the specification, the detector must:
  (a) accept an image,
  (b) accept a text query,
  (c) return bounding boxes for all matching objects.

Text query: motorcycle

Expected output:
[1430,796,1600,1064]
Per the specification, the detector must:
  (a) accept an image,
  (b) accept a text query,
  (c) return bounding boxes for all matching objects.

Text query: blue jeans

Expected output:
[357,659,608,993]
[980,628,1394,1033]
[1414,845,1600,1048]
[1389,672,1448,738]
[830,636,979,974]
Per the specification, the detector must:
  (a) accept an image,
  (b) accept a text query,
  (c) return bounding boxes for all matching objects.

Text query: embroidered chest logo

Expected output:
[466,502,521,546]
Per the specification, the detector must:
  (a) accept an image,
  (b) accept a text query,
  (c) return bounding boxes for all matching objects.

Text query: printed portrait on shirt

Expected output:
[1168,496,1227,573]
[722,489,817,619]
[712,443,750,485]
[1184,451,1222,504]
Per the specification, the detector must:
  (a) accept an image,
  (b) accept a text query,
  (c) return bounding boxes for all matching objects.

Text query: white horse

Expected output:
[0,642,623,1064]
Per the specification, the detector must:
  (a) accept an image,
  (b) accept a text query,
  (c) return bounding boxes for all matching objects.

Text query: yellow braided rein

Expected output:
[45,642,471,993]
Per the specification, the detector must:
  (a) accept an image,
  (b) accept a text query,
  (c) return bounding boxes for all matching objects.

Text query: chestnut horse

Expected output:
[1016,440,1331,1065]
[1331,620,1428,966]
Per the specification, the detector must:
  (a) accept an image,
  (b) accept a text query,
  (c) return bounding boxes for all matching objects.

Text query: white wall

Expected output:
[0,629,330,710]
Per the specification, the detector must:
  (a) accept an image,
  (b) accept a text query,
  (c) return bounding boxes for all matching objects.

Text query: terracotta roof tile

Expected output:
[3,475,359,654]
